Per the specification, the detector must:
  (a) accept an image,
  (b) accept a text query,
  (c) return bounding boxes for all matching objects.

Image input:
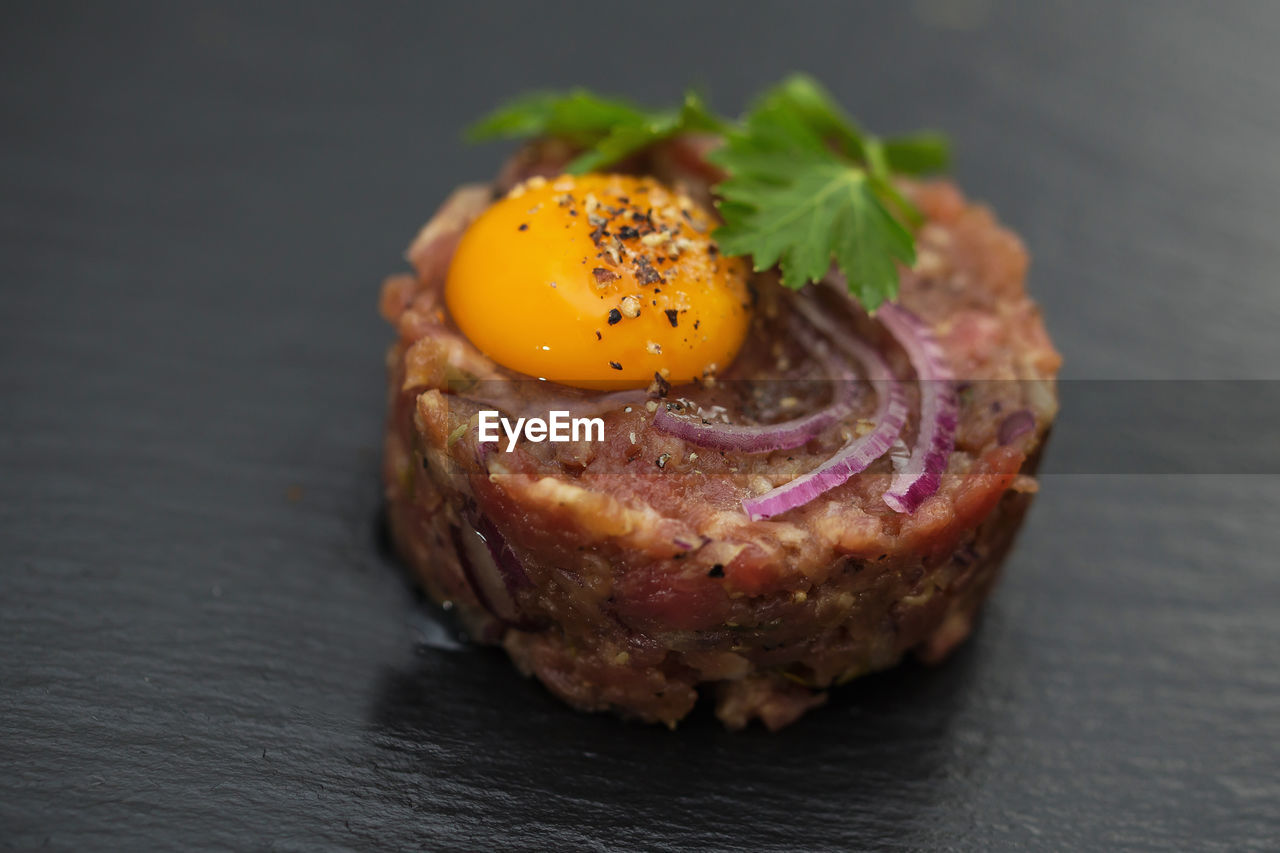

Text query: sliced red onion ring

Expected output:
[471,513,532,590]
[652,329,860,453]
[452,513,543,631]
[876,302,959,514]
[742,300,909,521]
[998,409,1035,445]
[888,436,911,474]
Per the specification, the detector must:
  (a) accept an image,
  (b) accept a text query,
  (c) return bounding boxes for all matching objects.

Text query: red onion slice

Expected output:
[888,436,911,474]
[452,523,514,623]
[452,513,542,631]
[653,331,860,453]
[876,302,959,514]
[998,409,1035,445]
[742,300,909,520]
[470,513,533,591]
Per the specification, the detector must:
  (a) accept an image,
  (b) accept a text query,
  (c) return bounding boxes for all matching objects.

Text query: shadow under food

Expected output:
[361,602,985,846]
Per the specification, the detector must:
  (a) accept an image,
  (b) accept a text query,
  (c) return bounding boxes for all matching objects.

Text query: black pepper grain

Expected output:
[651,372,671,398]
[634,256,664,285]
[664,309,679,327]
[609,361,623,370]
[607,308,622,325]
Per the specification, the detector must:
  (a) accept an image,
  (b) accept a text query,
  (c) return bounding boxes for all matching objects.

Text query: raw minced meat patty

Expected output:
[378,138,1060,730]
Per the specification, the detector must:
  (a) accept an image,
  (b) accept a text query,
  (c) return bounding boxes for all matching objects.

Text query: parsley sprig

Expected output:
[465,74,949,310]
[467,89,727,174]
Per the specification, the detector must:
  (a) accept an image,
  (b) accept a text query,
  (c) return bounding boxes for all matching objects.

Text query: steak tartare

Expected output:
[379,133,1059,729]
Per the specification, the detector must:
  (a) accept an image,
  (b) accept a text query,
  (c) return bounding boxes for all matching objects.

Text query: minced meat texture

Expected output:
[378,137,1060,729]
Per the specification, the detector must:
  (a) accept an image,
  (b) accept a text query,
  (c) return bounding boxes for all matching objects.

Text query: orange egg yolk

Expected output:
[444,173,752,390]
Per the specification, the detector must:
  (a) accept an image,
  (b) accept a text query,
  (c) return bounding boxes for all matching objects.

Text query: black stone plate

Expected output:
[3,3,1277,849]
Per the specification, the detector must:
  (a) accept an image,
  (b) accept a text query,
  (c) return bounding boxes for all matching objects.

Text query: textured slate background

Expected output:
[2,1,1278,850]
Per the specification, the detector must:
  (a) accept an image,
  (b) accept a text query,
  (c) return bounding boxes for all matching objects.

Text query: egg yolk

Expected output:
[445,173,752,390]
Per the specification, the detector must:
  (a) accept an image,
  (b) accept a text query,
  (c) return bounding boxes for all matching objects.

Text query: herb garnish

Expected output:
[466,74,949,310]
[467,89,727,175]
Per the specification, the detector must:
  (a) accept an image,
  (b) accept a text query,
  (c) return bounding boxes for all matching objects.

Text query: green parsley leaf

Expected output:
[465,89,725,174]
[750,74,874,167]
[566,92,724,173]
[711,111,914,309]
[708,74,950,307]
[464,74,951,310]
[747,74,950,177]
[882,132,951,174]
[465,90,646,144]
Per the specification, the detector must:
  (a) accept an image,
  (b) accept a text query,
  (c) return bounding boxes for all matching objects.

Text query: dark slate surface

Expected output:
[3,2,1278,850]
